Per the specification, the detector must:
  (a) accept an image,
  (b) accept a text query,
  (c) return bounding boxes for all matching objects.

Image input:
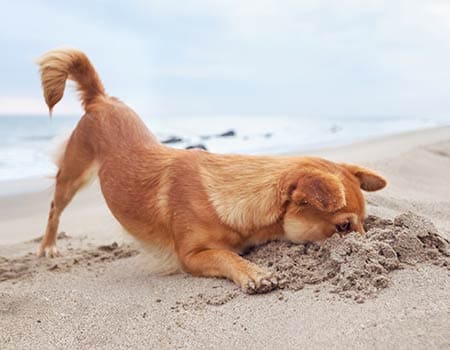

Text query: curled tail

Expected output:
[37,48,106,114]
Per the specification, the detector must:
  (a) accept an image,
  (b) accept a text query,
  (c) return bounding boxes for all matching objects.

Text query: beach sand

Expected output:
[1,126,449,349]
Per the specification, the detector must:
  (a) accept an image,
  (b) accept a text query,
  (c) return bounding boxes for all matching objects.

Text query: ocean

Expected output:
[0,115,446,181]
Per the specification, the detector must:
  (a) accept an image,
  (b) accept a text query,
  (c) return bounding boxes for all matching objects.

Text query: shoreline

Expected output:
[1,125,449,197]
[1,117,447,185]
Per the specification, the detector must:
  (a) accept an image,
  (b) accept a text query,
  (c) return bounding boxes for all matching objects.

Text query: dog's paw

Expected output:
[240,270,278,294]
[37,244,60,258]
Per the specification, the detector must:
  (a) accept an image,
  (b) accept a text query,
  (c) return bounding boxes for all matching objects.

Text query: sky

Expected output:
[1,0,450,119]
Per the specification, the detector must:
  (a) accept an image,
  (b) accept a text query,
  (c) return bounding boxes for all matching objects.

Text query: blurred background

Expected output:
[1,0,450,181]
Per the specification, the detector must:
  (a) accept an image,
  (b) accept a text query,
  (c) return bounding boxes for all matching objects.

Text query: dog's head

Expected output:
[281,159,386,242]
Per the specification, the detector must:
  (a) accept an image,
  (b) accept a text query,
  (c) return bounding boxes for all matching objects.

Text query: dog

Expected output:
[36,49,387,293]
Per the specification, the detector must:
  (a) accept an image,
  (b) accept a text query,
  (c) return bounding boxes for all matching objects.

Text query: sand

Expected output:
[1,126,450,349]
[247,212,449,303]
[0,234,138,283]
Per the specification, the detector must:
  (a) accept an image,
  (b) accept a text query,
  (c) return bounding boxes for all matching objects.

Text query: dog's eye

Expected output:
[336,221,351,233]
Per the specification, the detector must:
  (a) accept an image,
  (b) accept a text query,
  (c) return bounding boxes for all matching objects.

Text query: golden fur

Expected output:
[36,49,387,293]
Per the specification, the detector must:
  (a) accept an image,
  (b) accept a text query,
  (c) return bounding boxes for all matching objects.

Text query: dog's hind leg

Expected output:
[37,131,96,257]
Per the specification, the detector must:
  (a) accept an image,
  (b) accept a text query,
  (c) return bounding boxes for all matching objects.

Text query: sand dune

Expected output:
[1,127,449,349]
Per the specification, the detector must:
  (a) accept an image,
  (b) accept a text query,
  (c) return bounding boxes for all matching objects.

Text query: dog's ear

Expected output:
[341,163,387,191]
[289,170,346,212]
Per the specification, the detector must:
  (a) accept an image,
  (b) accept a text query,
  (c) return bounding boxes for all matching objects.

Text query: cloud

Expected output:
[1,0,450,118]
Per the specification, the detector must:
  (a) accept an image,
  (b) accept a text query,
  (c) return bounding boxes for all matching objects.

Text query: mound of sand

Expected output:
[246,212,449,303]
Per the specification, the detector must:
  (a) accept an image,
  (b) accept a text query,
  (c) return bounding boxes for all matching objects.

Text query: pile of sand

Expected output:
[246,211,449,303]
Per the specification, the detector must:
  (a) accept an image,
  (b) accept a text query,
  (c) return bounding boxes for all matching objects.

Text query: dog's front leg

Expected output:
[179,249,278,294]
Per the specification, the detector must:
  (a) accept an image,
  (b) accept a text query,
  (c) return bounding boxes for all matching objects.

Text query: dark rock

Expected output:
[218,129,236,137]
[186,144,208,151]
[161,136,183,144]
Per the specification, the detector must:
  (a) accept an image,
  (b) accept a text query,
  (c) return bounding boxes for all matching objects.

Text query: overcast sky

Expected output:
[1,0,450,119]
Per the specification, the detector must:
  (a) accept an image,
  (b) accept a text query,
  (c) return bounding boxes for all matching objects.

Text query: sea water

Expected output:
[0,114,446,181]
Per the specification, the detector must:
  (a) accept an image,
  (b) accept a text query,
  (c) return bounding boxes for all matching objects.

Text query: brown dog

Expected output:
[36,49,386,293]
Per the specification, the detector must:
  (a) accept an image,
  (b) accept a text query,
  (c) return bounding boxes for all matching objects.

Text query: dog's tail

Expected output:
[36,48,106,114]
